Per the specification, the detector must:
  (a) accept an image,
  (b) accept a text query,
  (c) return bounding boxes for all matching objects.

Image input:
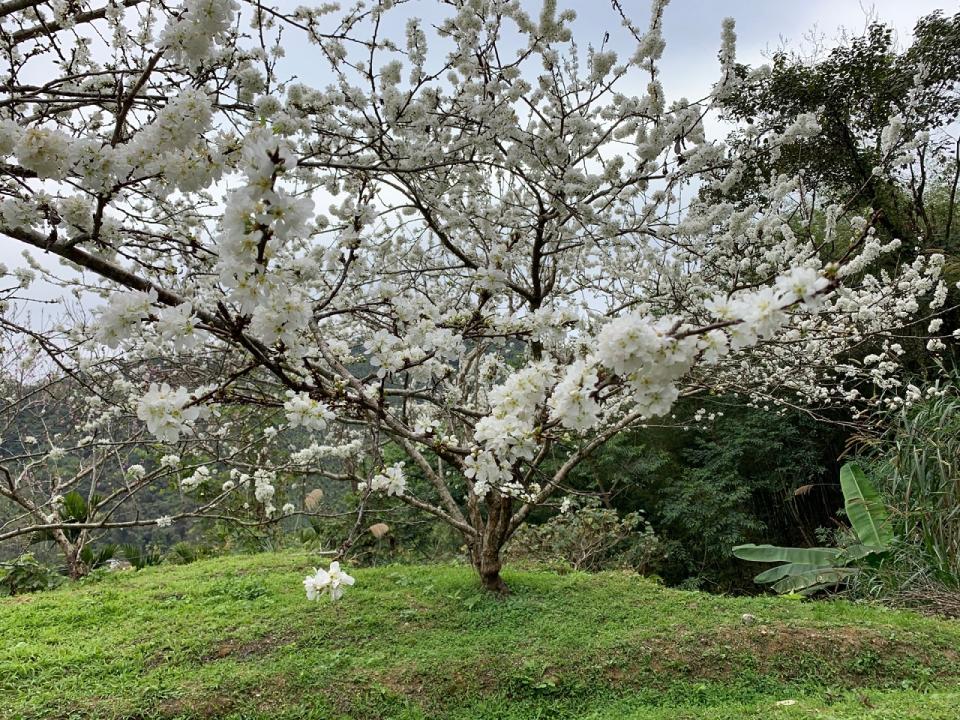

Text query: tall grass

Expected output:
[871,388,960,588]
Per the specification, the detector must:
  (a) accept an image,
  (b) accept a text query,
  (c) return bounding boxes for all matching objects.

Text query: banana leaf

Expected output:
[753,562,825,584]
[840,463,893,548]
[842,543,886,561]
[732,544,843,565]
[772,568,858,594]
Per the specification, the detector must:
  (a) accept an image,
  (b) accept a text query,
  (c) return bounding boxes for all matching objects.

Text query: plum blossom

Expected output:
[160,0,240,69]
[135,383,202,442]
[96,290,158,348]
[774,266,832,307]
[548,359,601,432]
[180,465,210,492]
[14,127,71,179]
[160,454,181,469]
[361,462,407,496]
[283,391,335,432]
[304,561,355,601]
[253,470,276,504]
[155,303,201,350]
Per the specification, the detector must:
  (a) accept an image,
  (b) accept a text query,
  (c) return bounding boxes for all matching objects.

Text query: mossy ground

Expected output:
[2,552,959,719]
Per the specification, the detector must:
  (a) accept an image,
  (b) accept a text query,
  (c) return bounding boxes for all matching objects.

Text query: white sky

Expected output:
[2,0,953,318]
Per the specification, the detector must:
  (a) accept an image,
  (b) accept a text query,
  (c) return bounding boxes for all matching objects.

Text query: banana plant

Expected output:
[733,463,893,595]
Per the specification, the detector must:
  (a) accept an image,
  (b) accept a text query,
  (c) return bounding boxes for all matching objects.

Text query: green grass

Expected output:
[2,552,959,719]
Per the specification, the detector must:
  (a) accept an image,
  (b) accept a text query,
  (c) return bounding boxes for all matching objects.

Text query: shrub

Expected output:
[507,498,663,573]
[0,554,63,596]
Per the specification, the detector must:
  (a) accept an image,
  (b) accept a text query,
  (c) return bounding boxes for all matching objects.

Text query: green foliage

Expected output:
[78,543,117,571]
[0,554,62,596]
[507,498,662,573]
[846,388,960,608]
[120,544,163,570]
[3,553,960,718]
[876,389,960,584]
[169,542,209,565]
[734,463,892,594]
[204,575,269,601]
[50,491,102,543]
[568,402,840,589]
[718,13,960,240]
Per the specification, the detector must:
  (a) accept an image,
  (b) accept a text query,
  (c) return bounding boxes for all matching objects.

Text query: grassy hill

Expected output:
[2,552,959,719]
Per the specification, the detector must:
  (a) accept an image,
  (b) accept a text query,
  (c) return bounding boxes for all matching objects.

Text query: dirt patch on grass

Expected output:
[203,630,297,662]
[635,622,960,684]
[337,622,960,714]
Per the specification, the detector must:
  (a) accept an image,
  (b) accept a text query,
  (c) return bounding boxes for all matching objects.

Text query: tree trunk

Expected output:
[468,492,512,594]
[64,544,88,579]
[469,531,509,594]
[478,551,509,595]
[52,529,87,579]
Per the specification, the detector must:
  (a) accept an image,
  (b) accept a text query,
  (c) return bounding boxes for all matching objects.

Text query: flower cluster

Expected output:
[466,362,557,495]
[252,470,277,516]
[180,465,211,492]
[547,359,601,433]
[96,290,158,348]
[360,462,407,497]
[160,0,240,69]
[135,383,202,442]
[303,561,355,602]
[283,391,335,432]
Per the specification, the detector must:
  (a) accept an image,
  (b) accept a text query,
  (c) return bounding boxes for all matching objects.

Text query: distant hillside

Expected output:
[2,553,960,719]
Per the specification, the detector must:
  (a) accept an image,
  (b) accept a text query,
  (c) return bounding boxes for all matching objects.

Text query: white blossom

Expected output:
[304,561,355,602]
[135,383,202,442]
[283,391,335,432]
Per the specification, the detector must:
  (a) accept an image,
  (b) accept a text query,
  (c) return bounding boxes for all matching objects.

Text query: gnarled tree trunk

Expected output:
[468,493,513,594]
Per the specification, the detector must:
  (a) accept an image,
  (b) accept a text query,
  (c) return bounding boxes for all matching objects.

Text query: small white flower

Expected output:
[304,561,355,602]
[283,390,335,432]
[181,465,211,491]
[136,383,202,442]
[368,462,407,497]
[160,454,181,469]
[156,515,173,528]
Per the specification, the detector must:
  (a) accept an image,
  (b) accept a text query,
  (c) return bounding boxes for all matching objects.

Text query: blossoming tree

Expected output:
[0,312,338,577]
[0,0,954,592]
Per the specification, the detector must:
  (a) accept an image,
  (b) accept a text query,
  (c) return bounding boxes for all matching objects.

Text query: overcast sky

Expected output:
[625,0,951,99]
[3,0,953,315]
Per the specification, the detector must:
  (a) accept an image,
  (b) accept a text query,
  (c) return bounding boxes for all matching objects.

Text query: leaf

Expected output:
[61,491,89,522]
[772,568,858,594]
[842,543,886,561]
[840,463,893,548]
[732,544,843,565]
[753,562,824,584]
